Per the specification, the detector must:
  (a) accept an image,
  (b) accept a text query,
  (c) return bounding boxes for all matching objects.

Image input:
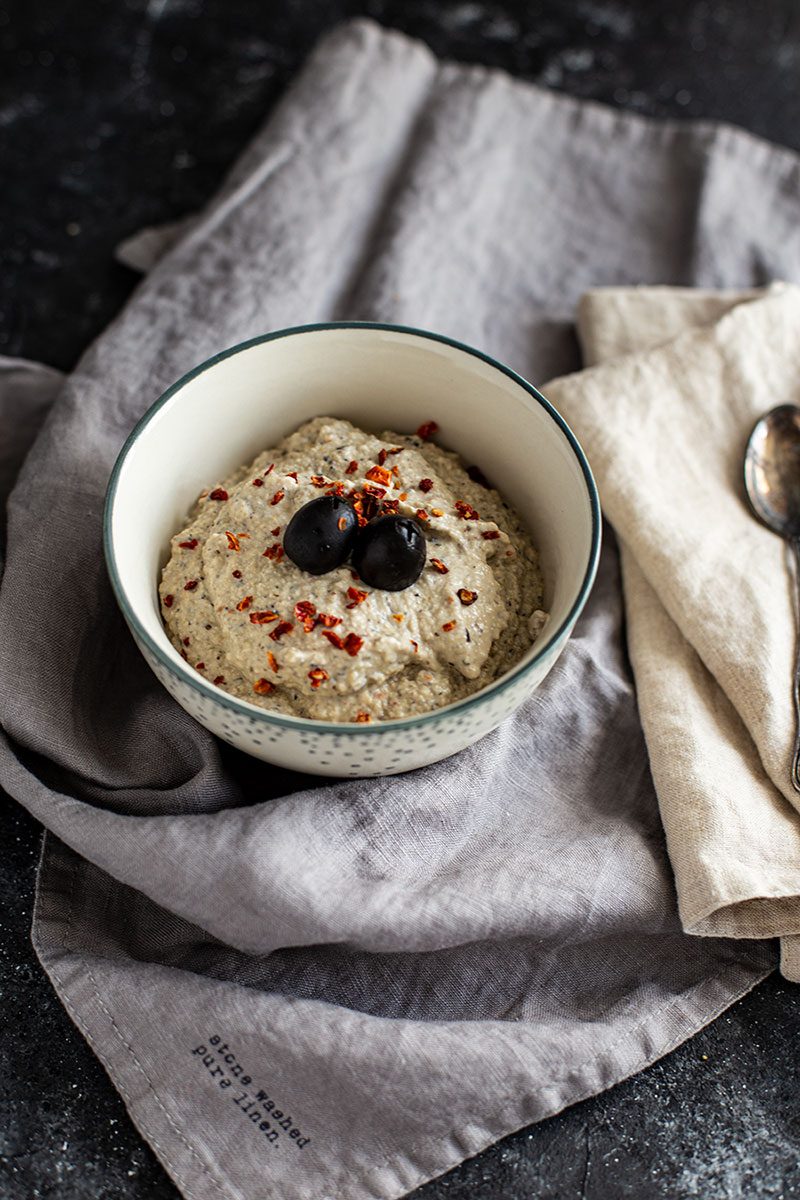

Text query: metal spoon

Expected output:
[744,404,800,793]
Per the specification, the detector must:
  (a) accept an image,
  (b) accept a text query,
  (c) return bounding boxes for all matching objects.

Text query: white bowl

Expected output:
[104,324,600,777]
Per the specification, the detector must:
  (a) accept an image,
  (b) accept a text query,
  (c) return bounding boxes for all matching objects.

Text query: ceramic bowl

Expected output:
[104,323,600,777]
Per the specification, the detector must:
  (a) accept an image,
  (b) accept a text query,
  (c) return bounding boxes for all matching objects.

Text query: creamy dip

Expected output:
[159,418,548,723]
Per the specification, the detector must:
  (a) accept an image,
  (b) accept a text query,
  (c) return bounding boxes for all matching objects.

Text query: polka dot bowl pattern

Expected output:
[104,323,601,777]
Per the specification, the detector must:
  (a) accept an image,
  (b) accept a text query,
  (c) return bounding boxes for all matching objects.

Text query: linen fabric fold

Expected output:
[547,284,800,980]
[3,18,800,1200]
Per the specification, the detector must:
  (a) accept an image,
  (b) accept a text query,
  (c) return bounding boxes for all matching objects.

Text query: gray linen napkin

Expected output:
[4,18,800,1200]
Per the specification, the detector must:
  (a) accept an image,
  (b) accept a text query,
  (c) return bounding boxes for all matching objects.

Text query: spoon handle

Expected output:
[792,540,800,794]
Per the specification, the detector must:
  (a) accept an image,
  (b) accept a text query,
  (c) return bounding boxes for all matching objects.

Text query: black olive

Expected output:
[351,516,426,591]
[283,496,359,575]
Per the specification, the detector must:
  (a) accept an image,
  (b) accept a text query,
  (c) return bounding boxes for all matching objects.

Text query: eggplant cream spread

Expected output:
[159,417,548,723]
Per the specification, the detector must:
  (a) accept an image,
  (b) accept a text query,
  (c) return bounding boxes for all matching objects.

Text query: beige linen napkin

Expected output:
[546,283,800,981]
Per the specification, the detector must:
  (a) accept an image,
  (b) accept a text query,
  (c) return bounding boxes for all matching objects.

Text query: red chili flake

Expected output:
[286,471,299,482]
[232,569,243,579]
[253,678,276,695]
[352,492,380,525]
[377,448,388,466]
[343,633,363,657]
[337,516,349,532]
[310,474,326,488]
[225,531,240,552]
[391,613,404,623]
[249,609,278,624]
[178,538,198,550]
[391,465,401,478]
[270,526,280,537]
[322,630,345,650]
[355,711,371,723]
[410,640,419,653]
[430,558,449,574]
[236,595,254,612]
[308,667,329,689]
[442,620,457,632]
[269,621,293,641]
[318,613,342,628]
[381,499,400,515]
[184,579,199,591]
[270,490,285,506]
[213,675,226,686]
[345,460,359,475]
[195,662,206,670]
[457,588,478,606]
[455,500,480,520]
[351,571,360,581]
[399,492,409,502]
[362,483,386,499]
[163,594,174,608]
[264,463,275,476]
[326,481,346,497]
[416,509,429,521]
[482,529,501,540]
[208,488,229,501]
[295,600,317,622]
[366,464,392,487]
[182,636,191,646]
[262,543,284,561]
[419,478,434,493]
[267,651,280,673]
[430,508,444,517]
[346,586,368,609]
[467,464,491,488]
[252,478,264,488]
[388,446,404,456]
[416,420,439,440]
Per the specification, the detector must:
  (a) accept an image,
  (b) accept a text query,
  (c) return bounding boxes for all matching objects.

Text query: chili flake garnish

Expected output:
[430,558,449,574]
[236,595,254,611]
[252,478,264,487]
[457,588,478,606]
[455,500,480,520]
[195,662,206,670]
[482,529,501,540]
[366,464,392,487]
[249,609,278,624]
[322,630,345,650]
[399,492,408,502]
[263,543,284,561]
[345,460,358,475]
[318,612,342,628]
[225,531,241,552]
[337,516,349,531]
[267,651,280,673]
[178,538,198,550]
[362,483,386,499]
[264,463,275,476]
[310,474,326,488]
[308,667,329,689]
[295,600,316,623]
[351,571,360,581]
[381,499,400,515]
[410,640,419,653]
[416,420,439,440]
[391,613,404,622]
[213,675,225,685]
[442,620,457,632]
[286,471,299,482]
[270,526,281,536]
[343,632,363,657]
[163,594,174,608]
[346,586,369,609]
[184,579,199,591]
[232,569,243,579]
[182,636,191,646]
[416,509,429,521]
[419,478,434,493]
[355,711,371,723]
[377,448,388,466]
[270,489,285,506]
[253,678,276,695]
[467,464,491,488]
[208,488,229,501]
[431,508,444,517]
[326,481,346,497]
[269,621,294,641]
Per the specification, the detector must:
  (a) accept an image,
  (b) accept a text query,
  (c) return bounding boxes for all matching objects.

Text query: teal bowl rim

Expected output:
[103,321,602,736]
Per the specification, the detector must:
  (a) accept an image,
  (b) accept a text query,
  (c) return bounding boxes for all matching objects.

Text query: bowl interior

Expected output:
[107,325,597,717]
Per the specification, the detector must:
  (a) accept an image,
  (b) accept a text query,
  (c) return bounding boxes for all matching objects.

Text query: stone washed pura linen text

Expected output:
[2,18,800,1200]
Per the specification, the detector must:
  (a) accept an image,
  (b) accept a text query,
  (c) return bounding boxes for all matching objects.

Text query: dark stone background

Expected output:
[2,1,800,1197]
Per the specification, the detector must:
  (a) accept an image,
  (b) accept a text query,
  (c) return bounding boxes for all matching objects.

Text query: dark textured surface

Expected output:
[2,1,800,1197]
